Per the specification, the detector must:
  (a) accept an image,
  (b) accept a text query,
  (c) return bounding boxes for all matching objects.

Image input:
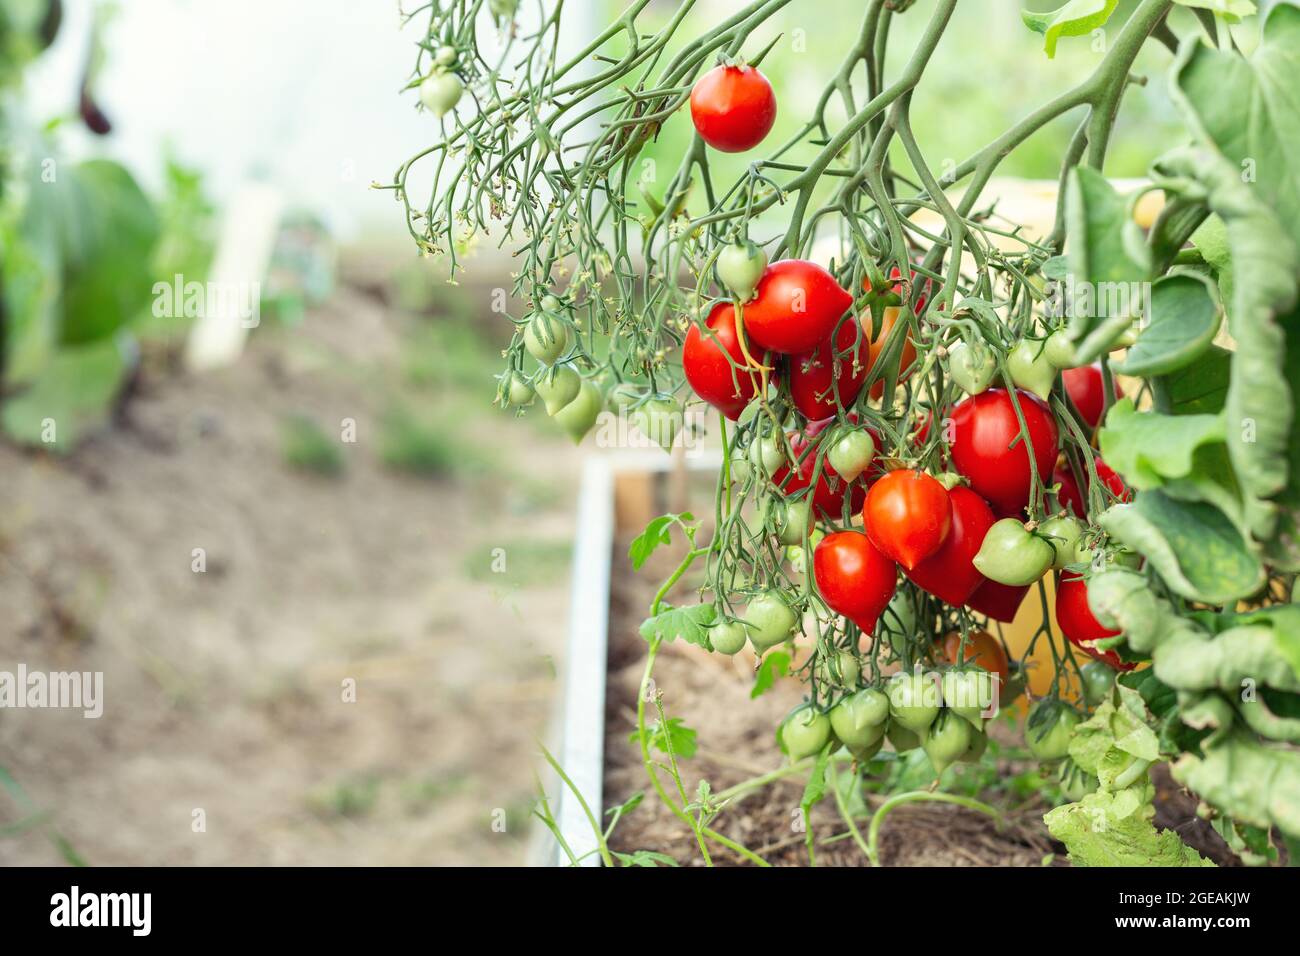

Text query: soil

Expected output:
[0,273,578,865]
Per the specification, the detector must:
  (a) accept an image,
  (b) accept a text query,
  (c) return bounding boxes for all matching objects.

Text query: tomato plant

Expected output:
[396,0,1300,867]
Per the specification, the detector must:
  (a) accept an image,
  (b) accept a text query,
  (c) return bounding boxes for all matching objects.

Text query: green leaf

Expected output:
[1154,624,1300,694]
[614,849,678,867]
[1098,493,1265,605]
[1153,345,1232,415]
[751,650,790,699]
[638,602,715,648]
[1173,0,1257,19]
[1021,0,1119,58]
[1063,166,1149,362]
[1044,788,1216,866]
[1190,214,1233,305]
[1099,398,1226,489]
[58,160,161,345]
[1,337,131,451]
[1164,5,1300,556]
[1113,273,1221,376]
[628,512,695,570]
[1172,731,1300,838]
[799,746,831,818]
[635,717,698,760]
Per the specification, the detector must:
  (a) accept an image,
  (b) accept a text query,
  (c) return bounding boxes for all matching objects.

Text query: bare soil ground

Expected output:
[0,279,578,865]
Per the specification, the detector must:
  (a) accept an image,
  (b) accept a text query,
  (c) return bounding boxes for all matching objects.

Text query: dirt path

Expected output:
[0,282,578,865]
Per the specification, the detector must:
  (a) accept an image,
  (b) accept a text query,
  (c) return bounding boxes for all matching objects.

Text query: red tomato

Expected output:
[683,302,765,420]
[775,429,867,519]
[689,64,777,153]
[1054,456,1130,518]
[905,486,995,605]
[742,260,853,354]
[788,316,871,420]
[863,469,952,570]
[1062,363,1111,429]
[948,388,1059,517]
[1056,572,1135,670]
[941,630,1009,685]
[966,578,1030,623]
[814,531,898,632]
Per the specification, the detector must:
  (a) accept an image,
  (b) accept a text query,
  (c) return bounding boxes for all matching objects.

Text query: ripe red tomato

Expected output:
[689,64,777,153]
[966,578,1030,623]
[1062,363,1111,429]
[863,469,952,570]
[1054,456,1130,518]
[788,316,871,420]
[814,531,898,632]
[941,630,1009,685]
[949,388,1059,517]
[683,302,765,420]
[743,260,853,354]
[1056,572,1135,670]
[776,429,867,519]
[905,486,995,605]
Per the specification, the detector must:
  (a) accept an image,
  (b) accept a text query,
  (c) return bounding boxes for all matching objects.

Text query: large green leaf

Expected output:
[1063,167,1149,363]
[1164,5,1300,555]
[1172,732,1300,839]
[1152,344,1231,415]
[1112,272,1221,377]
[1021,0,1119,59]
[57,160,160,345]
[1099,398,1225,488]
[1,336,132,451]
[1099,493,1265,605]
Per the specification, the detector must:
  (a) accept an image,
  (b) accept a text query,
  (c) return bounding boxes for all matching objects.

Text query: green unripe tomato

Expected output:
[1043,328,1076,368]
[782,706,832,761]
[748,433,785,476]
[941,668,995,727]
[1079,660,1116,707]
[709,620,748,656]
[815,649,861,690]
[631,398,681,452]
[1039,514,1084,570]
[829,689,890,750]
[882,590,917,658]
[729,452,751,485]
[847,736,884,762]
[419,72,463,117]
[972,518,1055,587]
[716,242,767,302]
[827,429,875,482]
[959,724,989,763]
[742,591,798,652]
[886,720,922,753]
[946,339,997,395]
[1025,700,1080,761]
[1007,338,1057,401]
[434,45,458,67]
[776,498,813,546]
[524,311,570,365]
[1057,757,1099,801]
[488,0,519,18]
[552,380,603,443]
[534,364,581,415]
[539,293,565,315]
[888,670,941,734]
[502,371,535,407]
[923,709,973,776]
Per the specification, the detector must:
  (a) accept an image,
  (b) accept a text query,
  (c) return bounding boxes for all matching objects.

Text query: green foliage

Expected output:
[279,414,345,476]
[638,602,715,649]
[634,717,698,760]
[1022,0,1120,59]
